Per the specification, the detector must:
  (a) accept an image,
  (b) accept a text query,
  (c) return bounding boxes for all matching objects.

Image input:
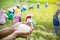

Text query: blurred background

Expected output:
[0,0,60,40]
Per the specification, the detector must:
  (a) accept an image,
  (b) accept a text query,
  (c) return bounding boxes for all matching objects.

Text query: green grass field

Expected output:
[0,0,60,40]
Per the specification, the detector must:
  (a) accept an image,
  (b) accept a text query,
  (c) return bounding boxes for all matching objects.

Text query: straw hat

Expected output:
[0,9,5,14]
[8,8,13,12]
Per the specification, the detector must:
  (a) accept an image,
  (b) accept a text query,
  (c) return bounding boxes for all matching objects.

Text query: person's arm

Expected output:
[1,32,17,40]
[0,22,33,39]
[1,30,31,40]
[0,27,15,39]
[0,22,19,39]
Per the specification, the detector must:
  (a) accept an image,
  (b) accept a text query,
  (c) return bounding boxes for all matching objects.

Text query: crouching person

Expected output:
[26,13,36,30]
[0,9,8,24]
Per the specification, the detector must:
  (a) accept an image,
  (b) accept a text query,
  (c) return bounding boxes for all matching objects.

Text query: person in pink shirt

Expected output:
[13,6,21,24]
[0,9,8,24]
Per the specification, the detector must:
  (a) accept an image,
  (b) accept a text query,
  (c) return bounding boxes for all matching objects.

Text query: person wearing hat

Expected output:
[26,13,36,29]
[44,2,48,7]
[13,5,21,24]
[7,8,14,20]
[15,5,21,16]
[21,3,28,12]
[0,9,8,24]
[53,9,60,34]
[36,3,40,9]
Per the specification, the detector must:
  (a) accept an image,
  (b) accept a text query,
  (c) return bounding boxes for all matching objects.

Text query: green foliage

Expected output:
[40,36,46,40]
[36,25,46,30]
[31,29,58,40]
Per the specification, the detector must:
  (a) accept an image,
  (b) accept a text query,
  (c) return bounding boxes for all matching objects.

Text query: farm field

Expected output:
[0,0,60,40]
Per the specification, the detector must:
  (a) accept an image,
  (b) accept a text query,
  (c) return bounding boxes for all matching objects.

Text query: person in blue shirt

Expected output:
[53,9,60,34]
[21,3,28,12]
[36,3,40,8]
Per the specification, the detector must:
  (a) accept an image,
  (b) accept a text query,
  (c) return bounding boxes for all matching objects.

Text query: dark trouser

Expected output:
[19,17,21,22]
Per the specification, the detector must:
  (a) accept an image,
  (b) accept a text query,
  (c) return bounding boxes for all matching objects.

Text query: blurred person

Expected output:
[7,8,14,20]
[44,2,48,7]
[21,3,28,12]
[26,13,36,29]
[13,5,21,24]
[53,9,60,34]
[0,9,8,24]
